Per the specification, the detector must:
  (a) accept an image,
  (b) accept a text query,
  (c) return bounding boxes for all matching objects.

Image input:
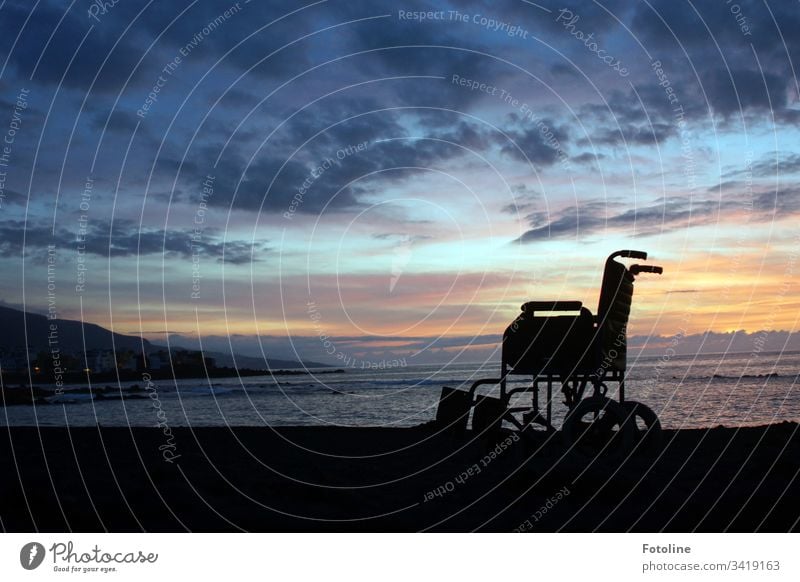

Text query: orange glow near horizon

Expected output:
[97,259,799,342]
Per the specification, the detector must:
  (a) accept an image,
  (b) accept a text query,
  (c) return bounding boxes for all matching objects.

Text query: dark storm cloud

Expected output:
[586,122,673,147]
[501,184,541,214]
[0,218,268,265]
[572,152,605,165]
[749,153,800,178]
[707,180,743,193]
[720,153,800,181]
[499,114,569,165]
[0,1,146,92]
[91,110,141,134]
[629,1,799,124]
[513,193,770,243]
[174,105,500,213]
[3,0,798,226]
[574,87,687,148]
[702,68,789,119]
[753,187,800,216]
[630,0,800,62]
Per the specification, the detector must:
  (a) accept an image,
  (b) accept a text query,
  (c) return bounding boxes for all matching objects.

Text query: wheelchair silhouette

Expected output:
[436,250,663,457]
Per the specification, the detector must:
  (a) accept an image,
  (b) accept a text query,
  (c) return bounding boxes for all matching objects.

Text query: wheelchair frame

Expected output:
[437,250,663,450]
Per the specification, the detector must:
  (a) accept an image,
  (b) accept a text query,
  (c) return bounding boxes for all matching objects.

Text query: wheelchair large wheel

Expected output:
[620,401,662,451]
[562,396,633,459]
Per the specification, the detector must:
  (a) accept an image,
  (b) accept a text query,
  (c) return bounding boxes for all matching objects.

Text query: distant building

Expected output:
[140,349,169,371]
[0,346,35,373]
[136,349,215,373]
[83,349,117,373]
[116,350,138,371]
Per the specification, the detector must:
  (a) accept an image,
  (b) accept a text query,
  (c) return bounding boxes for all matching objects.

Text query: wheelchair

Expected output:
[436,250,663,457]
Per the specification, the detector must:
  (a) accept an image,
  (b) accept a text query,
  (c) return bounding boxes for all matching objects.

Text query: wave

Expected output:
[712,372,782,380]
[183,387,236,395]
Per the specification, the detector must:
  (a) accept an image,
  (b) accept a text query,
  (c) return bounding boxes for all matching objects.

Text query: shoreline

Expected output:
[0,368,347,406]
[1,422,798,532]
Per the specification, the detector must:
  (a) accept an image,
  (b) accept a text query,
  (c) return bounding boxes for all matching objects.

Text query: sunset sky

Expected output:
[1,0,799,364]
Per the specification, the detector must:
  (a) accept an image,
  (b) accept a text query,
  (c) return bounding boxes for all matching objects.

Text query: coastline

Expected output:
[1,422,798,532]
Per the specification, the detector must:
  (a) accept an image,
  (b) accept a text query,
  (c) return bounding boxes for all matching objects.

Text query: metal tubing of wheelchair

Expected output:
[506,386,535,398]
[467,377,503,400]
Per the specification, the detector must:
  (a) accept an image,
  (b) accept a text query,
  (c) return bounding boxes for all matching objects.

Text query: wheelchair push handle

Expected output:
[630,264,663,275]
[609,249,648,261]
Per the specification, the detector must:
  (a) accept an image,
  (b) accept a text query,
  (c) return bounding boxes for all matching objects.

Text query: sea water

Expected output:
[2,351,798,429]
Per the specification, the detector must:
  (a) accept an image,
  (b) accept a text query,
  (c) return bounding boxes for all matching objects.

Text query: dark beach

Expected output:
[1,422,798,532]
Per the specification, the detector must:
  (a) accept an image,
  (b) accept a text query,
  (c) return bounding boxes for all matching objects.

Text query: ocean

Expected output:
[2,350,799,429]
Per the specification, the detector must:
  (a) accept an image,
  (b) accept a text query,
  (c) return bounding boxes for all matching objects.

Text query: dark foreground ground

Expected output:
[1,422,798,532]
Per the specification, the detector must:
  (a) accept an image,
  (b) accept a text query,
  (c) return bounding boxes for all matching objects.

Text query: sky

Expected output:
[1,0,799,366]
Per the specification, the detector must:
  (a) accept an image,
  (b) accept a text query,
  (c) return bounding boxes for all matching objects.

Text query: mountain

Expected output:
[0,306,324,369]
[0,305,150,353]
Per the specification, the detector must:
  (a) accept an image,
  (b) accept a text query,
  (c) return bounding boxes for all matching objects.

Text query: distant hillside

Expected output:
[0,306,323,370]
[195,350,330,370]
[0,305,150,353]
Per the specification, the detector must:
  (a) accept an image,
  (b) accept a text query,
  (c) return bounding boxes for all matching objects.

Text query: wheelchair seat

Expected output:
[502,250,662,378]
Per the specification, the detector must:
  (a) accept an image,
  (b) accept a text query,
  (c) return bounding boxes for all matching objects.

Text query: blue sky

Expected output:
[1,0,799,364]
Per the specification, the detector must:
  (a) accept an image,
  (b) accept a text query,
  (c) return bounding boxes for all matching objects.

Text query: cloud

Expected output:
[500,184,541,214]
[572,152,605,165]
[500,114,569,166]
[753,187,800,216]
[512,192,783,243]
[173,106,500,214]
[0,218,269,265]
[739,152,800,179]
[0,2,146,92]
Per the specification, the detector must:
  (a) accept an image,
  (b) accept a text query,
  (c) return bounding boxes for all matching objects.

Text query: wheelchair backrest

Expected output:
[596,256,635,371]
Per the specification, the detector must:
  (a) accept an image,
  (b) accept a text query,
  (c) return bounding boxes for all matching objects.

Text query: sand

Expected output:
[1,422,798,532]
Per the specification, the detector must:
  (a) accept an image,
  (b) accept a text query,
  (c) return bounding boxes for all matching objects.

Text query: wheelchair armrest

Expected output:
[521,300,583,313]
[630,264,663,275]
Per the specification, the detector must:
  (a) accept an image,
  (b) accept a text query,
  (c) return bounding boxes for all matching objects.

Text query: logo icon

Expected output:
[20,542,45,570]
[390,234,413,293]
